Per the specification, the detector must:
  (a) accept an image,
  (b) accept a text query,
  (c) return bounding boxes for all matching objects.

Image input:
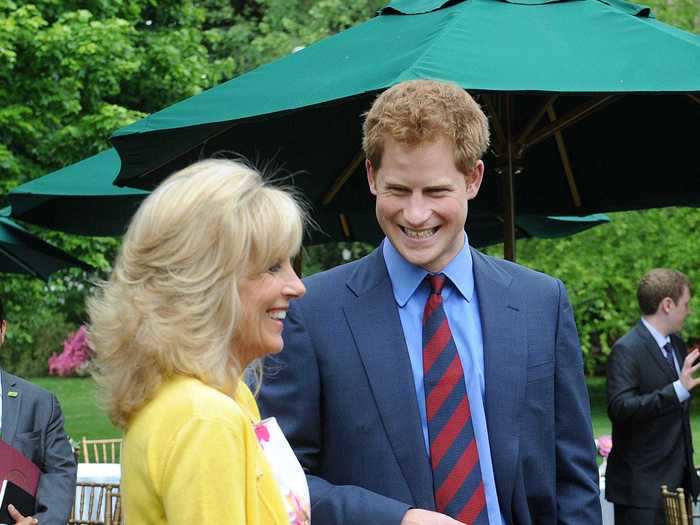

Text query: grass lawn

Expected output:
[32,377,121,442]
[33,376,700,465]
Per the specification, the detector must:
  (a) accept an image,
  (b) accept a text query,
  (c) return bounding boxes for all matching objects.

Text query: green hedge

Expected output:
[485,208,700,375]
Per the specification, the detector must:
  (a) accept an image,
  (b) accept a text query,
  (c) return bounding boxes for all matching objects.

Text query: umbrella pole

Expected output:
[503,95,516,262]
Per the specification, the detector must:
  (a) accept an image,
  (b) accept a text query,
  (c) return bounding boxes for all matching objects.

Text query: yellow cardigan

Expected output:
[121,376,289,524]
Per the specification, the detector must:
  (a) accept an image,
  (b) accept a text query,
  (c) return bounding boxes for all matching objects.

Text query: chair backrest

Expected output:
[661,484,690,525]
[109,487,123,525]
[69,482,120,525]
[80,437,123,464]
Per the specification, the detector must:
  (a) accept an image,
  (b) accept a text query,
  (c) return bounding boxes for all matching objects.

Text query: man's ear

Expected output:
[367,159,378,196]
[465,160,485,200]
[660,297,673,314]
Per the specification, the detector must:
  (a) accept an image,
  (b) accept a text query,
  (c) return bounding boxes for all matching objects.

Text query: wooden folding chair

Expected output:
[69,482,119,525]
[109,487,123,525]
[661,484,699,525]
[80,437,123,464]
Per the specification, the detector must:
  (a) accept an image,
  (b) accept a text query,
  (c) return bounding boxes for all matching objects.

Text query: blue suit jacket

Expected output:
[258,246,601,524]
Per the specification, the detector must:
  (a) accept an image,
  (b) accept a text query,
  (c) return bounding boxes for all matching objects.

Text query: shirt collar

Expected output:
[382,233,475,307]
[641,318,670,350]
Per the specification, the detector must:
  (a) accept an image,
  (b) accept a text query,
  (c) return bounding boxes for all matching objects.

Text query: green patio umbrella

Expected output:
[9,149,610,246]
[470,213,611,248]
[109,0,699,258]
[9,149,148,236]
[0,208,91,280]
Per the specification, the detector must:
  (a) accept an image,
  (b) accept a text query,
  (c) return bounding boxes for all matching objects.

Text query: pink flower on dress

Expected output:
[285,491,310,525]
[255,424,270,445]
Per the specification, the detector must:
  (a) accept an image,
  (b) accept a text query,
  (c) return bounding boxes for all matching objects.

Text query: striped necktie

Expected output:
[422,274,488,523]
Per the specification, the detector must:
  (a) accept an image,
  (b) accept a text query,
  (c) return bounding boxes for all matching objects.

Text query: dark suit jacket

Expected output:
[1,369,77,525]
[258,246,601,525]
[606,321,700,507]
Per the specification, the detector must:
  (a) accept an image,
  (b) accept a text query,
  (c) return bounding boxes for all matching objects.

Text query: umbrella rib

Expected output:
[515,95,559,151]
[339,213,351,239]
[546,105,582,208]
[0,245,44,280]
[689,94,700,106]
[521,95,619,152]
[322,151,364,206]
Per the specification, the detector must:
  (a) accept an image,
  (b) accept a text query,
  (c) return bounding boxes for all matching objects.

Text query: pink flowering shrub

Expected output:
[597,435,612,458]
[48,325,93,377]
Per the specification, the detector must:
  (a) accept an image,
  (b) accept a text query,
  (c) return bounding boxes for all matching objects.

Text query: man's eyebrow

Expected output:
[424,184,454,191]
[383,182,410,190]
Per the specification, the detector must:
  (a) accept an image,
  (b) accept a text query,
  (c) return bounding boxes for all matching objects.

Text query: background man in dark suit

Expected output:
[0,297,77,525]
[607,268,700,524]
[259,79,601,525]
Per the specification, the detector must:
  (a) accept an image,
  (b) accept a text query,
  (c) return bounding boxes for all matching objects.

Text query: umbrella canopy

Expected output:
[9,149,610,246]
[469,213,611,247]
[9,149,148,237]
[109,0,699,257]
[0,208,91,280]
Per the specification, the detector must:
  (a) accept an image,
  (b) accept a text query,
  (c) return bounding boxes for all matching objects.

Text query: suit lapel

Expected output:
[1,369,21,443]
[635,322,677,382]
[471,249,526,516]
[669,334,687,374]
[343,248,435,510]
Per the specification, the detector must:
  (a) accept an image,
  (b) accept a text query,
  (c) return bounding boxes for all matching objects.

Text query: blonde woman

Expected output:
[88,159,309,524]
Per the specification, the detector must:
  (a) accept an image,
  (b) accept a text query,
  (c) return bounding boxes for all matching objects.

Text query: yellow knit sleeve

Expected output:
[158,415,250,524]
[235,381,261,422]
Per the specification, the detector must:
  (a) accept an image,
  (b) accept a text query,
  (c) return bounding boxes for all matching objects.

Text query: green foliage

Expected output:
[0,0,385,375]
[302,242,374,276]
[484,208,700,375]
[0,275,74,376]
[643,0,699,32]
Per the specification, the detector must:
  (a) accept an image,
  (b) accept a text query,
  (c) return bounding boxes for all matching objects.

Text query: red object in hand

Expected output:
[0,440,41,496]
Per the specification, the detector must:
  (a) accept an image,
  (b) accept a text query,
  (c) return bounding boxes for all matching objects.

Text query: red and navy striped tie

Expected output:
[423,274,488,524]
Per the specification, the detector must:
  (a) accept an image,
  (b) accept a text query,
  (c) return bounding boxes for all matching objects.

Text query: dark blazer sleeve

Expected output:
[33,392,77,525]
[607,336,679,425]
[552,280,602,524]
[259,302,411,525]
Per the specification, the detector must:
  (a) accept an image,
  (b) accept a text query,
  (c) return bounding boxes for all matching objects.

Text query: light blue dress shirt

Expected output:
[383,235,505,525]
[641,318,689,402]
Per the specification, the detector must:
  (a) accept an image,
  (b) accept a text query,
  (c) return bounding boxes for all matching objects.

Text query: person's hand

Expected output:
[680,348,700,391]
[7,504,37,525]
[400,508,466,524]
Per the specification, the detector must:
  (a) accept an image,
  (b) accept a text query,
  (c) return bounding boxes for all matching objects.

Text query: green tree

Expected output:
[0,0,384,374]
[485,208,700,375]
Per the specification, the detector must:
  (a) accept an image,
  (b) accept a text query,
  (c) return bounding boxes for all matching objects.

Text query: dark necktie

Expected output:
[663,342,678,378]
[422,274,488,524]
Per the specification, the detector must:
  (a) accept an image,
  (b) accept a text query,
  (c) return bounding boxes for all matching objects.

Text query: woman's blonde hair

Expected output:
[88,159,304,429]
